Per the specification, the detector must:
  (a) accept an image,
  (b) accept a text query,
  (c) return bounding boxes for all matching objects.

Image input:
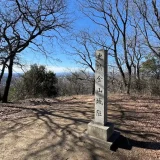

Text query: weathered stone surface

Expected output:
[88,49,119,144]
[88,121,114,141]
[94,49,108,125]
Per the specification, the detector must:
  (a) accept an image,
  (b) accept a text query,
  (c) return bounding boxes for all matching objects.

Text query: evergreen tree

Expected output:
[17,64,58,99]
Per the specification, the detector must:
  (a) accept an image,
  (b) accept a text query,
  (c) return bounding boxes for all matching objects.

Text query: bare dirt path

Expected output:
[0,94,159,160]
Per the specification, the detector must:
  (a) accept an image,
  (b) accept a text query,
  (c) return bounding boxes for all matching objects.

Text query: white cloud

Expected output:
[12,66,29,73]
[46,66,80,73]
[46,66,92,73]
[1,64,92,74]
[11,65,81,74]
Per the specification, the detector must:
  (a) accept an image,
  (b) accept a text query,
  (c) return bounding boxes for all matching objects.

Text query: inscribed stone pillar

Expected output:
[88,49,115,142]
[95,49,107,125]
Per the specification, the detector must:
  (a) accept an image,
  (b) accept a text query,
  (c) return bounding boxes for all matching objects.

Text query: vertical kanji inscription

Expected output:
[95,49,108,125]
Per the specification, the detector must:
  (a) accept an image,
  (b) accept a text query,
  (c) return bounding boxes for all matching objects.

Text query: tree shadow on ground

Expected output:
[108,96,160,152]
[0,95,159,160]
[0,97,117,160]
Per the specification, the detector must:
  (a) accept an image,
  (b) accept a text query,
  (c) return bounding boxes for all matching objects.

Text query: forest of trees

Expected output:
[0,0,160,102]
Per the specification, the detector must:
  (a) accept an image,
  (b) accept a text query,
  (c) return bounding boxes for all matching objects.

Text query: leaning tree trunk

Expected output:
[2,58,14,103]
[0,60,8,101]
[0,61,7,84]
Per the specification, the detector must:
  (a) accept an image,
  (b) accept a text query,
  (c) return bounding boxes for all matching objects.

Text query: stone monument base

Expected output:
[88,121,115,142]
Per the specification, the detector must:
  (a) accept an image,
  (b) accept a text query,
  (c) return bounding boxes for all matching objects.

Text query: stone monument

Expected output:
[88,49,116,142]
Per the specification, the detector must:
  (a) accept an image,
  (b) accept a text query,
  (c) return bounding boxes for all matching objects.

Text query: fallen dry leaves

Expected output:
[0,94,159,160]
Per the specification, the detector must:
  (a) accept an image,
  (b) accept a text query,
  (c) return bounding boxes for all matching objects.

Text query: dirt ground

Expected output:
[0,94,159,160]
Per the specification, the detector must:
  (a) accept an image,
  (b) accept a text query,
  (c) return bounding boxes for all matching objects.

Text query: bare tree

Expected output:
[0,0,70,102]
[127,18,146,81]
[69,31,96,72]
[134,0,160,58]
[80,0,137,94]
[0,50,8,84]
[66,31,97,94]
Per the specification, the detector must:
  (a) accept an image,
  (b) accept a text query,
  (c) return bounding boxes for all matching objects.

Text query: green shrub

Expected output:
[10,64,58,100]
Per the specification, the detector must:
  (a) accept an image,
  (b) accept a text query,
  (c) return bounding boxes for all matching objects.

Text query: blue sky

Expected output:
[13,1,98,74]
[2,0,155,74]
[12,0,116,74]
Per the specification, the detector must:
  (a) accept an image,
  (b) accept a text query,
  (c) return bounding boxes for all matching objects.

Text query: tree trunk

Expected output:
[92,79,95,95]
[0,61,7,84]
[127,69,132,94]
[127,77,131,94]
[0,60,8,101]
[136,62,141,90]
[113,45,127,90]
[137,62,140,81]
[2,58,14,103]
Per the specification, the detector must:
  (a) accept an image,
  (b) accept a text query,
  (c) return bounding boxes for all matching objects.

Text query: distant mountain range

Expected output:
[3,73,22,78]
[1,72,69,87]
[3,72,69,78]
